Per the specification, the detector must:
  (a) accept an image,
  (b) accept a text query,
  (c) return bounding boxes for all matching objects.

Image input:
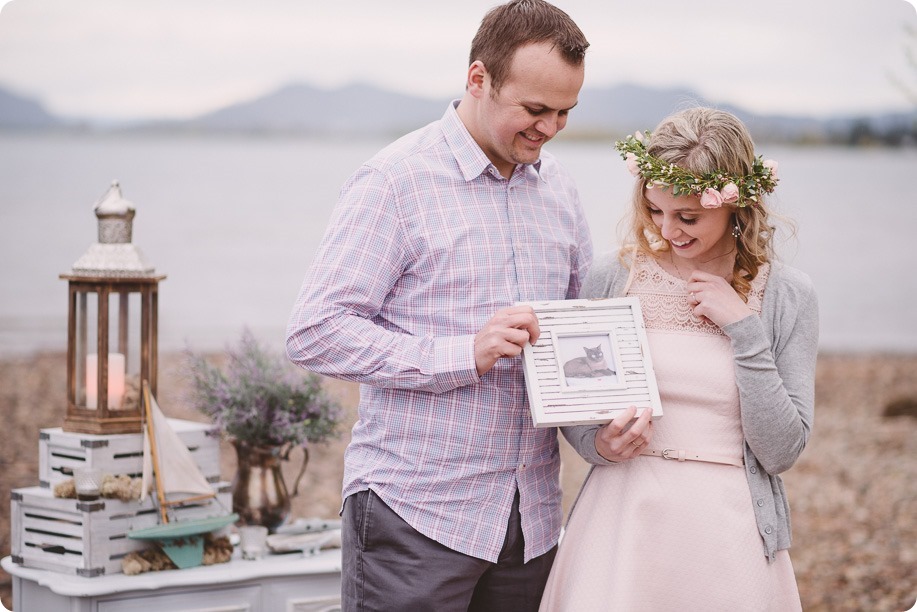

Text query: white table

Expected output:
[2,549,342,611]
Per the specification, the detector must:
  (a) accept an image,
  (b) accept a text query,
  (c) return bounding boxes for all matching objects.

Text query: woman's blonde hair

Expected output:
[625,107,781,300]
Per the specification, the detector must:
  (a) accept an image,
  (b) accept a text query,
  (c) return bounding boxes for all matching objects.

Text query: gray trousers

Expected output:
[341,489,556,612]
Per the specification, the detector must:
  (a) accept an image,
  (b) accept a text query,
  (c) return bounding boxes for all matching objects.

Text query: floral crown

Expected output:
[614,131,779,208]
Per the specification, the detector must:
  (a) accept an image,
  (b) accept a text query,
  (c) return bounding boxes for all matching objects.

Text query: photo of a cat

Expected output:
[557,333,619,389]
[519,297,662,425]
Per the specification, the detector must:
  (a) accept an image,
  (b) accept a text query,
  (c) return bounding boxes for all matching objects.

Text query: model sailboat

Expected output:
[128,381,238,568]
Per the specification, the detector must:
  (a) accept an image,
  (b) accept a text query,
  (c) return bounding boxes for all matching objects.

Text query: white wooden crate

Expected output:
[39,418,222,488]
[10,484,233,577]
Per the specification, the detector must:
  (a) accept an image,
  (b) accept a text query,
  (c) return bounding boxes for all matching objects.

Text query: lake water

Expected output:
[1,133,915,357]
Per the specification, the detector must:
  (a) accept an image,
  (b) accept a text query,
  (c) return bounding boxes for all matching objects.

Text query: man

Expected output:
[287,1,591,609]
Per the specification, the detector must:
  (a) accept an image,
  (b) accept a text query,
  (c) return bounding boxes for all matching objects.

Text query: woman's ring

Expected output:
[690,292,696,304]
[631,440,641,447]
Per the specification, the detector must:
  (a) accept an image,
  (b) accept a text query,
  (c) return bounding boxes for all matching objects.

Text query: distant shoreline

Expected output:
[3,125,917,148]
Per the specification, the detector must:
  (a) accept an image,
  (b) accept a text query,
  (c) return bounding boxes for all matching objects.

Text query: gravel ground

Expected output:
[1,352,914,610]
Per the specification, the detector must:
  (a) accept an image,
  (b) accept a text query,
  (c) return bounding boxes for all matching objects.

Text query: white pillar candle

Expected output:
[86,353,126,409]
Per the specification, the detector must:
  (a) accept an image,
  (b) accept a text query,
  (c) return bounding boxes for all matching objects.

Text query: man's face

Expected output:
[475,42,584,178]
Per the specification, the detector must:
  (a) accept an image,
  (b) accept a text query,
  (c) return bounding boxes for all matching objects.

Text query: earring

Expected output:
[732,224,741,239]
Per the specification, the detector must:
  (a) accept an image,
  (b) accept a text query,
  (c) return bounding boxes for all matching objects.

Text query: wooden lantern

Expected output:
[61,182,166,434]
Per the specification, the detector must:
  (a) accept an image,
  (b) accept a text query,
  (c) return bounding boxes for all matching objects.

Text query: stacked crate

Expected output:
[36,419,222,488]
[10,419,228,577]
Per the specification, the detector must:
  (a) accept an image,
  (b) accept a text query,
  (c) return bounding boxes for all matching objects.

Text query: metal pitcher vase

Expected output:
[231,441,308,532]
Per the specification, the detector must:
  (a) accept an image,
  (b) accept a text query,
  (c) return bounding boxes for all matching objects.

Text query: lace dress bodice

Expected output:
[627,249,769,336]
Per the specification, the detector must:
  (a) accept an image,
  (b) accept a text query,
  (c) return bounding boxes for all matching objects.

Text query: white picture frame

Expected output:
[518,297,663,427]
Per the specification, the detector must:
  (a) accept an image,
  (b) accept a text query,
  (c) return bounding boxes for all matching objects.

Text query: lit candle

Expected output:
[86,353,126,409]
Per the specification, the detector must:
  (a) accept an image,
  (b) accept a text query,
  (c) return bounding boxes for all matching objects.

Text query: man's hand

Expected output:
[474,305,540,376]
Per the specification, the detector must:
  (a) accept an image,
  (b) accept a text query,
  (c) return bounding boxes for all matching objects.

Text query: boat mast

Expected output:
[142,379,170,524]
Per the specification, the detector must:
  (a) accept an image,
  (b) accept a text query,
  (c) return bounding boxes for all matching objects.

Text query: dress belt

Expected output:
[640,447,744,468]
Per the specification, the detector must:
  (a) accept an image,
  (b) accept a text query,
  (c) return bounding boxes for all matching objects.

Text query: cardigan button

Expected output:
[764,526,773,534]
[757,499,765,507]
[749,466,757,474]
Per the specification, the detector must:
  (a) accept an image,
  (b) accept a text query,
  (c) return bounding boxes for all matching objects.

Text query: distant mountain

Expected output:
[566,84,838,142]
[167,82,740,138]
[564,83,716,135]
[2,81,913,145]
[186,82,448,136]
[169,81,916,144]
[181,82,718,137]
[0,86,61,129]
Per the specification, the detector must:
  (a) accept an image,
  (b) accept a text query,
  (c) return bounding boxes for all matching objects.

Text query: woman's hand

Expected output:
[595,406,654,462]
[686,271,753,328]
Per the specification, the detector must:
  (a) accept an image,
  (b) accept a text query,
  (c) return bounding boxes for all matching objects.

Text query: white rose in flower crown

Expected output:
[700,187,724,208]
[720,182,740,204]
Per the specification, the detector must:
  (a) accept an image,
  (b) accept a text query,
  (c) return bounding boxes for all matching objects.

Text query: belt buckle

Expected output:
[661,448,675,460]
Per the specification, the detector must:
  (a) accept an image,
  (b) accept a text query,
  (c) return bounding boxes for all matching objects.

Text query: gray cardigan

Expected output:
[563,250,819,561]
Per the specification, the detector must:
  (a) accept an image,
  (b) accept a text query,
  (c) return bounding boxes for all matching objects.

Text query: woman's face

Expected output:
[644,186,734,264]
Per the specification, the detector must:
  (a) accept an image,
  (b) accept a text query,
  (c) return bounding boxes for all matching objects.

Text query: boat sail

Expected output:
[129,381,238,568]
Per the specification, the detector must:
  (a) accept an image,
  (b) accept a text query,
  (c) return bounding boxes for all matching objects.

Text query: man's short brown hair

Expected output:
[469,0,589,93]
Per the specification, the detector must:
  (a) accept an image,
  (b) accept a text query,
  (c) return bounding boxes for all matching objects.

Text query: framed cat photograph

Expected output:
[517,297,663,427]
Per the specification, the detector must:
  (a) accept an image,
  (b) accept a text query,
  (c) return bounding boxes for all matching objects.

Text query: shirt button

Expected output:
[764,526,773,534]
[519,463,526,469]
[757,499,765,507]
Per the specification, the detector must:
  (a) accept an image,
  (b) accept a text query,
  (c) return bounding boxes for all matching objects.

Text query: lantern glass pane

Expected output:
[96,290,123,411]
[116,290,144,411]
[74,290,97,409]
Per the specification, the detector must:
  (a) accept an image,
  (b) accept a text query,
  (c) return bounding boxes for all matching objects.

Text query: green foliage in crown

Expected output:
[614,131,779,208]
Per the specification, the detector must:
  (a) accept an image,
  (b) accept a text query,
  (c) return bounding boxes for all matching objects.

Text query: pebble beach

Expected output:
[1,351,915,611]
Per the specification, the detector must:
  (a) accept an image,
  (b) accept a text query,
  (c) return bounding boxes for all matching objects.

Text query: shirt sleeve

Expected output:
[723,268,819,475]
[285,165,480,394]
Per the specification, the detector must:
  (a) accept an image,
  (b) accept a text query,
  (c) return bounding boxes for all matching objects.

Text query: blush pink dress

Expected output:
[540,251,801,611]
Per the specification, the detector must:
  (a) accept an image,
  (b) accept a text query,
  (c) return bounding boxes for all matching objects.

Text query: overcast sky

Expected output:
[0,0,915,122]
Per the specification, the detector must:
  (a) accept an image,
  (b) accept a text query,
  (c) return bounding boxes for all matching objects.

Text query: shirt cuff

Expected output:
[722,313,770,358]
[431,334,480,392]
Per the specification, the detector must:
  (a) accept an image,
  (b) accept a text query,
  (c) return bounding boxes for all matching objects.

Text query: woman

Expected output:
[540,107,818,610]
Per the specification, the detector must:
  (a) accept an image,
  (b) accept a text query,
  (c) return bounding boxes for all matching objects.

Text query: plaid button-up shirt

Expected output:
[286,102,592,563]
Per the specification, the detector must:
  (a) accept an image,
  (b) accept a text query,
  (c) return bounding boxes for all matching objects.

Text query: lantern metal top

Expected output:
[66,181,160,279]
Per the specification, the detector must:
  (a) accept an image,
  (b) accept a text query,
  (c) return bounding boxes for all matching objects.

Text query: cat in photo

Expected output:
[563,344,616,378]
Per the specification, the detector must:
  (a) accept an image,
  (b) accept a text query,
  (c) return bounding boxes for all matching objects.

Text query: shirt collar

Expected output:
[442,100,544,183]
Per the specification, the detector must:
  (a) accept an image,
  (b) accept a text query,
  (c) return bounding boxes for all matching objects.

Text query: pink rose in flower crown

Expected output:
[720,182,740,204]
[700,187,724,209]
[625,153,640,176]
[763,159,779,180]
